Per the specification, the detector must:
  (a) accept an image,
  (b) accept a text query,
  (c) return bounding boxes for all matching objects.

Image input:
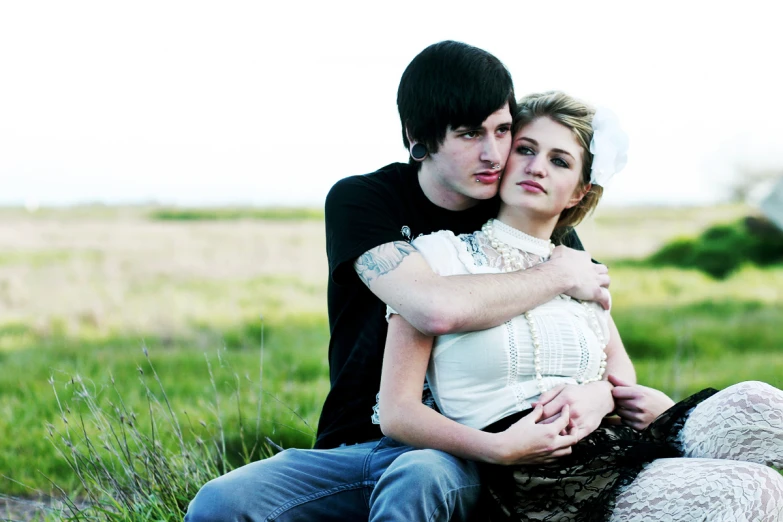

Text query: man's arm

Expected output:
[355,241,610,336]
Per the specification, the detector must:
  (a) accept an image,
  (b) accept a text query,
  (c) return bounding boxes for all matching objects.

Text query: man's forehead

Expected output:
[457,103,511,128]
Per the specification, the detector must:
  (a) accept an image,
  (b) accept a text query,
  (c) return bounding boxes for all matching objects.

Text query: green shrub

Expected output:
[647,217,783,278]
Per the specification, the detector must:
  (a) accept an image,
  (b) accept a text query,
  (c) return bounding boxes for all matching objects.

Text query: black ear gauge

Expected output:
[410,143,428,161]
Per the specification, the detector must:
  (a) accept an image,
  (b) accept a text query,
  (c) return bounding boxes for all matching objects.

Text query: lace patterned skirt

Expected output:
[479,388,718,522]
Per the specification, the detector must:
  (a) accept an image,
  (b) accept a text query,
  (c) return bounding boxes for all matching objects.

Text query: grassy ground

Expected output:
[0,204,781,519]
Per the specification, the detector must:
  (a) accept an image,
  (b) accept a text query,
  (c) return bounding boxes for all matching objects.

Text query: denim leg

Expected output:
[185,439,414,522]
[368,447,482,522]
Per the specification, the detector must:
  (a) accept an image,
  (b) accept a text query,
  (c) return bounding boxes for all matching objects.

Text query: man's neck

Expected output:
[417,165,479,211]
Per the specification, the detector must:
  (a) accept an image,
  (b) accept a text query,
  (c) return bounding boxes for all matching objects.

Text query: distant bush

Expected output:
[149,208,324,221]
[648,217,783,278]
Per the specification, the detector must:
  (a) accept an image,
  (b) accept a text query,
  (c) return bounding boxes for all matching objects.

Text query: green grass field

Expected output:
[0,204,781,519]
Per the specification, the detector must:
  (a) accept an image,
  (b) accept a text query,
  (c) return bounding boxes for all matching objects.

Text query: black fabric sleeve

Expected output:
[556,227,603,265]
[325,176,405,285]
[556,227,584,250]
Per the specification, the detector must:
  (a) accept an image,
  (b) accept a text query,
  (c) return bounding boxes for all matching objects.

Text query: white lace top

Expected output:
[387,220,612,430]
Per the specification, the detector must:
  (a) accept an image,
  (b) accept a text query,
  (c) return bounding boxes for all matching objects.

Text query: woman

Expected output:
[378,91,783,521]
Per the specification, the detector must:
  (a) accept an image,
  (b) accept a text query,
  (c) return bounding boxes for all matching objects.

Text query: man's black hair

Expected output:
[397,40,516,158]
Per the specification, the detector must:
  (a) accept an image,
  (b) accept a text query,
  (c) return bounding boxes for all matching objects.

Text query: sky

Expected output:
[2,0,783,209]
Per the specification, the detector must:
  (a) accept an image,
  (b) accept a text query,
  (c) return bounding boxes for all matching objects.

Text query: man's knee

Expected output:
[370,449,481,522]
[186,445,379,522]
[184,455,291,522]
[383,449,480,489]
[186,474,248,522]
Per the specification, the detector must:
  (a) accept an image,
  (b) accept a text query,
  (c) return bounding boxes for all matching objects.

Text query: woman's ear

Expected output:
[566,183,591,209]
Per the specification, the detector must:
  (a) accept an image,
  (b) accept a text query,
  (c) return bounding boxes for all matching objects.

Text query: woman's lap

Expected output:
[482,383,783,521]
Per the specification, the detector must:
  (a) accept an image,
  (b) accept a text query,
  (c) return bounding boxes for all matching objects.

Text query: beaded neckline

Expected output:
[481,218,607,394]
[487,219,553,258]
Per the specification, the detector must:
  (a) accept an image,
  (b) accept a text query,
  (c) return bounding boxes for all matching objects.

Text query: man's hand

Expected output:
[549,246,611,310]
[533,381,615,440]
[608,375,675,431]
[491,405,579,465]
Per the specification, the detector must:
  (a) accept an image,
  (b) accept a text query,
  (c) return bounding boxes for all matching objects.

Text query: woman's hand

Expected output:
[491,404,579,465]
[532,381,615,440]
[608,374,675,431]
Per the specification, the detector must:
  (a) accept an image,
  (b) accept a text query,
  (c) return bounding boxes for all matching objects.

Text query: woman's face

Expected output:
[499,116,587,220]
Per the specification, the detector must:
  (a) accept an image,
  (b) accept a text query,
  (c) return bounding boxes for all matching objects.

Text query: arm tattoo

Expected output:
[354,241,417,287]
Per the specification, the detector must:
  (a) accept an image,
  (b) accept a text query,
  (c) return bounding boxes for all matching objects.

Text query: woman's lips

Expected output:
[518,180,545,193]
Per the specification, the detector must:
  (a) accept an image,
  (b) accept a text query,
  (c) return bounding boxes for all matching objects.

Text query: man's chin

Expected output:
[467,182,500,200]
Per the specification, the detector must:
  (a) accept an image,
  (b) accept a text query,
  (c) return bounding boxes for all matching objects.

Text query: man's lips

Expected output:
[474,171,500,184]
[518,180,546,193]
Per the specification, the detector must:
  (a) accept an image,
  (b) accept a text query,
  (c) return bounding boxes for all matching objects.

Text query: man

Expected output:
[186,40,611,522]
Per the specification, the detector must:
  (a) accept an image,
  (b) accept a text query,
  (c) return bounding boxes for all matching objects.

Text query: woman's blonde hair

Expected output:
[513,91,603,232]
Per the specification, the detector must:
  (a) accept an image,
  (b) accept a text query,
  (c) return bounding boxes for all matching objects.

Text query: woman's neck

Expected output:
[495,204,559,241]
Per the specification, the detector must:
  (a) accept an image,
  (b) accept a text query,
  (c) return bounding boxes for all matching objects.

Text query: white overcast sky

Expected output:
[2,0,782,208]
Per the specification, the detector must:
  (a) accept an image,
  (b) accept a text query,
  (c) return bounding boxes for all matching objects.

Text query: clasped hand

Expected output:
[492,381,615,466]
[607,375,675,431]
[492,404,578,466]
[533,381,615,440]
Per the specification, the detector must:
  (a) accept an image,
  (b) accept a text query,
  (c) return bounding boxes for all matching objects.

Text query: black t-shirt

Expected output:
[315,162,584,449]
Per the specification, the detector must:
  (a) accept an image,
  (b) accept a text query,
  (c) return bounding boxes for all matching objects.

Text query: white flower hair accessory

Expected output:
[589,107,629,187]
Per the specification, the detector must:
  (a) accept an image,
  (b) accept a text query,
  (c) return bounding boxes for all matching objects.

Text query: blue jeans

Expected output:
[185,437,481,522]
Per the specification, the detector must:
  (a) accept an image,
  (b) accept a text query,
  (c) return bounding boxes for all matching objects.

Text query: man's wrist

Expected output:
[527,259,573,296]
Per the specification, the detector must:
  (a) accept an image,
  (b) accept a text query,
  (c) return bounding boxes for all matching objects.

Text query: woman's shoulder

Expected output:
[412,229,495,274]
[453,230,489,264]
[410,230,464,276]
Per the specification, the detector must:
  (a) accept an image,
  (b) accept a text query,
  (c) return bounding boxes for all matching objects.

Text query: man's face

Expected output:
[423,103,513,210]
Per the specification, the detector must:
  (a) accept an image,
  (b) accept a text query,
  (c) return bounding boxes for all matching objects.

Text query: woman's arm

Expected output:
[604,314,675,430]
[603,315,636,384]
[379,314,579,466]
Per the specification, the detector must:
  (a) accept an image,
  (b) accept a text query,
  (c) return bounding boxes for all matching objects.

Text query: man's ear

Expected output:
[406,127,429,161]
[405,127,417,147]
[566,183,591,209]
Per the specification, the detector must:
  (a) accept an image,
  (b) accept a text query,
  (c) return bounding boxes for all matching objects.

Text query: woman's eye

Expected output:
[516,146,534,155]
[552,157,569,168]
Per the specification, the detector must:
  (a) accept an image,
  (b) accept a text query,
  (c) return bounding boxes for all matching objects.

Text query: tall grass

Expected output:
[34,328,296,521]
[0,313,329,498]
